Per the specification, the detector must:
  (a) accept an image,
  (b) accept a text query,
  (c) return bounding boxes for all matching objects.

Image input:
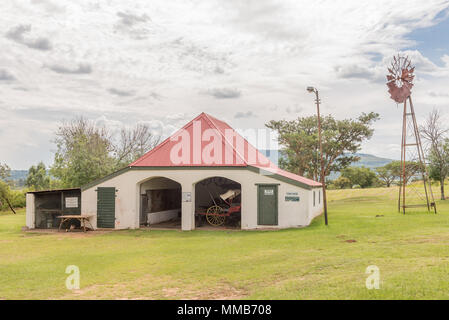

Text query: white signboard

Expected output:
[65,197,79,208]
[285,192,300,202]
[182,192,191,202]
[264,189,274,196]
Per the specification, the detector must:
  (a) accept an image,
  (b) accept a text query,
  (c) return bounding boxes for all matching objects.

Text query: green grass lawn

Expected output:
[1,186,449,300]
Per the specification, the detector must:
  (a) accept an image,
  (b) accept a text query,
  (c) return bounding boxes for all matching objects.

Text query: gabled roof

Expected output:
[130,112,270,167]
[129,112,321,188]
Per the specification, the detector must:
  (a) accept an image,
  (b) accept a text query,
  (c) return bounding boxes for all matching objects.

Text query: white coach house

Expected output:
[27,113,323,231]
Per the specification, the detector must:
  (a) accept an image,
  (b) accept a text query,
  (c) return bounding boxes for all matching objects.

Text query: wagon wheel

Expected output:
[206,205,226,227]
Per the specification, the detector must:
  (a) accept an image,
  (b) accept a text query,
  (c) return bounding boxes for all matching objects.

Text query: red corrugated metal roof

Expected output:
[130,112,321,187]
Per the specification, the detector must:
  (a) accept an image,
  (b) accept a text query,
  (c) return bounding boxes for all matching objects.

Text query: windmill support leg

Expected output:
[399,99,407,214]
[398,96,436,214]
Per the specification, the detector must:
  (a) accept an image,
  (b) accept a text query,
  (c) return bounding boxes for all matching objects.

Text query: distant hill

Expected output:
[10,170,28,181]
[1,170,28,188]
[259,150,394,179]
[350,153,394,169]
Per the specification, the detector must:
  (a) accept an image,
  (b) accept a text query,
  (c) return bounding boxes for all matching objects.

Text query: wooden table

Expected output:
[57,215,93,232]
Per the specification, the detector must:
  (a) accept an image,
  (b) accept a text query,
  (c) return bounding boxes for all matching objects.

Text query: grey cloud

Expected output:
[428,91,449,97]
[31,0,66,13]
[5,24,30,42]
[234,111,256,119]
[13,87,30,91]
[286,105,303,114]
[222,1,305,41]
[4,105,100,122]
[114,11,152,40]
[5,24,52,51]
[150,92,162,100]
[108,88,135,97]
[0,69,16,82]
[117,12,151,26]
[169,37,234,75]
[335,65,375,80]
[214,66,225,74]
[27,38,52,50]
[205,88,241,99]
[46,63,92,74]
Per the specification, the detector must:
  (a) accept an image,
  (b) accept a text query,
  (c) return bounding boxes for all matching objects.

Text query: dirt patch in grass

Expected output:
[59,283,149,300]
[162,284,245,300]
[57,275,247,300]
[23,229,111,239]
[405,236,449,244]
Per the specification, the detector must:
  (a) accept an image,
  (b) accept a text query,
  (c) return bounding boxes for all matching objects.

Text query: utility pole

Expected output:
[307,87,328,225]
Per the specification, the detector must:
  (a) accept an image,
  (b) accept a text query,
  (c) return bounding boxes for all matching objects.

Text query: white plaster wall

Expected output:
[81,168,317,230]
[25,193,35,229]
[308,188,324,224]
[147,209,180,224]
[140,177,180,192]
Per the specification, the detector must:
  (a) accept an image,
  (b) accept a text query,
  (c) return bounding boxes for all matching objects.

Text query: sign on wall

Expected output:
[65,197,79,208]
[182,192,191,202]
[285,192,300,202]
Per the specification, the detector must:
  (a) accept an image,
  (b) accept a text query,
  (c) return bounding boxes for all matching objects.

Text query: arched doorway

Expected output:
[139,177,182,229]
[194,177,241,229]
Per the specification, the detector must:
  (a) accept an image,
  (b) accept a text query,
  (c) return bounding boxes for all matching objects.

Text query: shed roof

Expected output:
[27,188,81,194]
[130,112,321,188]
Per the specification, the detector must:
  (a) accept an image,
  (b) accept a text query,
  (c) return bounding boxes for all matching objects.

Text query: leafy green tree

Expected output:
[333,176,352,189]
[341,166,378,188]
[26,162,51,191]
[388,160,423,185]
[0,180,15,214]
[427,140,449,200]
[51,119,116,188]
[266,112,379,181]
[375,163,397,187]
[0,163,11,181]
[51,117,160,188]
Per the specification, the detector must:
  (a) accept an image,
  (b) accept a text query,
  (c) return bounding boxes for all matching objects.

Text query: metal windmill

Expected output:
[386,55,436,214]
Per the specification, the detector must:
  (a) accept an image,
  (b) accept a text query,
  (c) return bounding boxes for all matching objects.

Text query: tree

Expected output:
[388,160,422,185]
[341,166,378,188]
[26,162,51,191]
[427,140,449,200]
[0,163,15,213]
[0,180,16,214]
[113,123,161,168]
[420,109,449,200]
[266,112,379,181]
[375,163,397,187]
[333,176,352,189]
[0,163,11,181]
[51,117,160,188]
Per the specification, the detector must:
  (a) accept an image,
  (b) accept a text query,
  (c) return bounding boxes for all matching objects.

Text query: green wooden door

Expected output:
[257,185,278,225]
[97,187,116,228]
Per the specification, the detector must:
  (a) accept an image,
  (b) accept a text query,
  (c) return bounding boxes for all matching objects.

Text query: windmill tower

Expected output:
[386,55,436,214]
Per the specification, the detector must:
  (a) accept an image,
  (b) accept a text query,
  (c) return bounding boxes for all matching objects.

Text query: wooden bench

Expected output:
[57,215,93,232]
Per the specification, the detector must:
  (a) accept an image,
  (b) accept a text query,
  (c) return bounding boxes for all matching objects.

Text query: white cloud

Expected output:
[1,0,449,168]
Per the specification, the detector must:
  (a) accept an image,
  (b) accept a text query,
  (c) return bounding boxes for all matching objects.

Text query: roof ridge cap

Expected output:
[203,113,249,166]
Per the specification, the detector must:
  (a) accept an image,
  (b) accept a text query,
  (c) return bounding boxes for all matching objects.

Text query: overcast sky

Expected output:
[1,0,449,169]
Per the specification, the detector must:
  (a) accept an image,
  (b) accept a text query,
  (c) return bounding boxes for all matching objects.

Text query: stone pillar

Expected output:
[26,193,35,229]
[181,184,194,231]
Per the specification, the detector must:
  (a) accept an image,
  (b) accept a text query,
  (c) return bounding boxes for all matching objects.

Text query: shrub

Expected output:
[0,188,26,211]
[334,176,352,189]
